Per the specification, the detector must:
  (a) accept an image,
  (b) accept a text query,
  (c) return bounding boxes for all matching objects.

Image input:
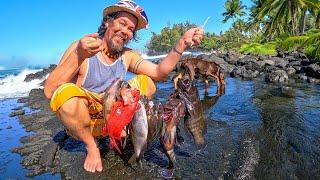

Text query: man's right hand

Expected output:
[76,33,103,60]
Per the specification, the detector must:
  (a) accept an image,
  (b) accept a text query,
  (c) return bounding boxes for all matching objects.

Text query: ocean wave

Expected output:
[0,69,44,99]
[140,51,192,60]
[141,53,167,60]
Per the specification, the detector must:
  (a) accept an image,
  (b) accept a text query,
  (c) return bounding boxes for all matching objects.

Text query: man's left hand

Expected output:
[182,27,204,47]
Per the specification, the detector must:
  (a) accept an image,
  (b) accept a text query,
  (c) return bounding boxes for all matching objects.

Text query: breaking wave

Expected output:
[0,69,44,99]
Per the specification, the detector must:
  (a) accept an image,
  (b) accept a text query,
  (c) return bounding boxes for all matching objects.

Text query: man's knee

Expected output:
[57,97,89,117]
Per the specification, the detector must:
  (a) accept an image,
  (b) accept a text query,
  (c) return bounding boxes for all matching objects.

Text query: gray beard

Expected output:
[107,36,127,54]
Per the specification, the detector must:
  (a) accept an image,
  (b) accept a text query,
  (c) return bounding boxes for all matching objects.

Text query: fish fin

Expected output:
[138,160,143,168]
[128,154,137,165]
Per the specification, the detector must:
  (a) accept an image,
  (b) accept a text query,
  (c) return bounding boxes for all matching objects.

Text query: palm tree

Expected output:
[222,0,246,23]
[299,0,320,34]
[255,0,320,37]
[314,8,320,28]
[233,19,248,36]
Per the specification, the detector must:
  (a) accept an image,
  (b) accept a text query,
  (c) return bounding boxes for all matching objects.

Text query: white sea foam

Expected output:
[141,53,167,60]
[0,69,44,99]
[140,51,192,61]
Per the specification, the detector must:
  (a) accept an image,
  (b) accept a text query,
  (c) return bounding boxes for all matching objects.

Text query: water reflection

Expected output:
[254,82,320,179]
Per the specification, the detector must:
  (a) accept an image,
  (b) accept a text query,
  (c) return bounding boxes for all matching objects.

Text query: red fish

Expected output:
[103,87,140,153]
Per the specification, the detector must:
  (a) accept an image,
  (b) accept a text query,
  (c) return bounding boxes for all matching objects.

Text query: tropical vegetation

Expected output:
[146,0,320,61]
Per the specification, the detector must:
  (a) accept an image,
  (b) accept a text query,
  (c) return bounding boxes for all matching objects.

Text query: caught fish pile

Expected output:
[102,79,141,153]
[102,72,212,178]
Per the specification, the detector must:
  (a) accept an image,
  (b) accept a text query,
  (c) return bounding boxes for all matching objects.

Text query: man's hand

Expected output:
[76,33,103,60]
[182,27,204,47]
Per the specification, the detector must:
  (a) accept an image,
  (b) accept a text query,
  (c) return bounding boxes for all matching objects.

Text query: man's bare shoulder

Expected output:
[123,48,142,61]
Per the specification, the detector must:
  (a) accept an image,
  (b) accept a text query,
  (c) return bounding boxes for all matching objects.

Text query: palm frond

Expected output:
[303,31,320,46]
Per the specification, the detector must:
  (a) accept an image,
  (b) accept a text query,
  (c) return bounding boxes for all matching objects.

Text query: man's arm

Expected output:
[128,27,204,81]
[44,33,103,99]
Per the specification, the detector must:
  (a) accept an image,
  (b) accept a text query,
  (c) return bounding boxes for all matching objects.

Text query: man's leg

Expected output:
[57,97,102,172]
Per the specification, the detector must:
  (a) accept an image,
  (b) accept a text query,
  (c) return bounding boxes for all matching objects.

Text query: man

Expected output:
[44,0,204,173]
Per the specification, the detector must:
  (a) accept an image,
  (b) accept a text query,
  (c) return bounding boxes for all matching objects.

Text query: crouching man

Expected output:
[44,0,204,173]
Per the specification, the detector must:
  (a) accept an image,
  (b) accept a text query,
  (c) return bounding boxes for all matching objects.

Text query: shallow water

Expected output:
[0,98,60,179]
[152,77,320,179]
[1,77,319,179]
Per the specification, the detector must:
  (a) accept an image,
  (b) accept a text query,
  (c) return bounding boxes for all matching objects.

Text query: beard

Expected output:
[106,34,129,54]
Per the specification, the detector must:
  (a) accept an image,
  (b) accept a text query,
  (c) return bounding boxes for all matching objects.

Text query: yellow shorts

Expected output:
[50,74,153,137]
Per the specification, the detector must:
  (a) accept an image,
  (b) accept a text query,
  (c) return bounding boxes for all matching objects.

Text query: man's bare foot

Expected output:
[84,146,103,172]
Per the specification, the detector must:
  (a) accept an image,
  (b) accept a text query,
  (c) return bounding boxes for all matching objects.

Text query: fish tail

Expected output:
[128,154,137,165]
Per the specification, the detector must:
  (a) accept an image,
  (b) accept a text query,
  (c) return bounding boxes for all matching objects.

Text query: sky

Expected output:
[0,0,252,68]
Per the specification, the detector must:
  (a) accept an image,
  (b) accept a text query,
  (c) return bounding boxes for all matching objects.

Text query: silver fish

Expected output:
[128,101,148,166]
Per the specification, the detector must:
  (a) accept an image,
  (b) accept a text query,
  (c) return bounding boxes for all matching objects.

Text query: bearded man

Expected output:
[44,0,204,173]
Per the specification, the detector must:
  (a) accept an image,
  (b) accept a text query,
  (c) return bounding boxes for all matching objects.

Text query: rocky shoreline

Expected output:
[10,51,319,179]
[185,50,320,84]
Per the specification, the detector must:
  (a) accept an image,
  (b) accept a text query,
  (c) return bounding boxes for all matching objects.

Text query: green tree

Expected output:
[254,0,320,38]
[222,0,246,23]
[146,22,197,55]
[298,0,320,34]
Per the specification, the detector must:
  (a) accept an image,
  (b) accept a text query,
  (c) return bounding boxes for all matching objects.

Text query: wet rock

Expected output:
[17,98,28,103]
[253,61,266,71]
[297,74,308,81]
[207,54,227,65]
[301,59,311,66]
[231,66,259,79]
[280,86,295,98]
[24,64,56,82]
[20,133,52,144]
[304,64,320,79]
[220,64,235,74]
[30,102,42,109]
[38,142,58,167]
[223,52,241,65]
[264,66,278,73]
[264,60,275,66]
[266,70,289,83]
[12,106,23,111]
[293,66,302,73]
[9,109,25,117]
[22,150,43,166]
[274,58,289,69]
[26,165,45,177]
[289,60,301,67]
[307,77,320,84]
[237,55,257,66]
[12,144,45,156]
[253,98,262,106]
[286,67,296,76]
[6,125,13,129]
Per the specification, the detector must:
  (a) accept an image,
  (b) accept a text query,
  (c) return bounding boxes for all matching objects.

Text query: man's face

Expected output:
[105,12,137,53]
